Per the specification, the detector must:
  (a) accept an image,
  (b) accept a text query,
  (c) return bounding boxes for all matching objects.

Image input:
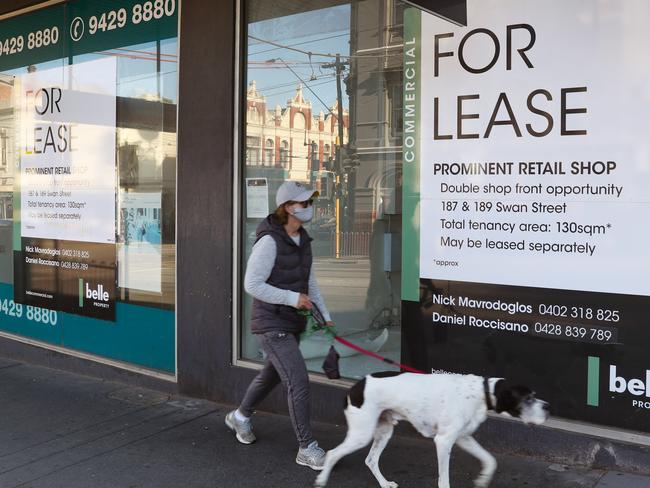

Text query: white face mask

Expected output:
[290,205,314,223]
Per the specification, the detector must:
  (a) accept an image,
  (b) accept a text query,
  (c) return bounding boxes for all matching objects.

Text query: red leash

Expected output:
[307,304,425,374]
[333,335,425,374]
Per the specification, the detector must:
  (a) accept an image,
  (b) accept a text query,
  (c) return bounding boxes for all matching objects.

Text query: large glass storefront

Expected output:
[240,0,406,379]
[1,0,648,438]
[239,0,650,434]
[0,0,177,373]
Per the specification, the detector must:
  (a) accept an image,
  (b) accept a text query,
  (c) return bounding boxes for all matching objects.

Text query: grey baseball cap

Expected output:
[275,180,319,207]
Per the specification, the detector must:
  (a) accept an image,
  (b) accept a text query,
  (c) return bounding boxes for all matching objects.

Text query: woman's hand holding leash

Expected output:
[297,293,313,310]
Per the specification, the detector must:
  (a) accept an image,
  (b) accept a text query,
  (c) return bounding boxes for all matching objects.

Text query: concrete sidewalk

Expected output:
[1,357,649,488]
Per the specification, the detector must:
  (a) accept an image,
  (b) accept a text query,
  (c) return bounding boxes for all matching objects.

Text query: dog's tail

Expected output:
[345,377,367,409]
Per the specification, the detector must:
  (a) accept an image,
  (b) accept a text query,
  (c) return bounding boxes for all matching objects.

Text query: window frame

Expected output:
[230,0,351,388]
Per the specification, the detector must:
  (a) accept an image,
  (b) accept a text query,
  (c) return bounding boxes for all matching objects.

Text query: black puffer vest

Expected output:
[250,214,313,334]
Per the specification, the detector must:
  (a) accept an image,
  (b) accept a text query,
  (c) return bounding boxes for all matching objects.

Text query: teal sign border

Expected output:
[401,7,421,302]
[0,0,178,72]
[0,282,175,373]
[0,4,65,72]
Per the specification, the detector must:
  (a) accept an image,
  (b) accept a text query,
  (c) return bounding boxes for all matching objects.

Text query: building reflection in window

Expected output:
[241,0,406,379]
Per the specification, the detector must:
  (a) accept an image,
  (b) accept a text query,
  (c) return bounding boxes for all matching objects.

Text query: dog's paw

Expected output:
[380,482,398,488]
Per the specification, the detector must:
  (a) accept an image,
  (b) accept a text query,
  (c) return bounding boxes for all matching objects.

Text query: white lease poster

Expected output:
[20,57,117,244]
[246,177,269,218]
[118,191,162,293]
[416,0,650,296]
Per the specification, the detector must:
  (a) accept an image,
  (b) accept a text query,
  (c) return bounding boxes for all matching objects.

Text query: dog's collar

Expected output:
[484,377,494,411]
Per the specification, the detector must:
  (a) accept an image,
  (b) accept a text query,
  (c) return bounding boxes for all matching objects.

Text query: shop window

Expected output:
[246,136,261,165]
[0,0,178,373]
[389,83,403,140]
[280,140,289,167]
[323,143,331,167]
[0,129,7,169]
[240,0,405,379]
[389,1,406,43]
[265,138,274,165]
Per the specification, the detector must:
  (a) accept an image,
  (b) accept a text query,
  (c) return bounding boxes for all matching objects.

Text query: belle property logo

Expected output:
[587,356,650,409]
[78,279,110,308]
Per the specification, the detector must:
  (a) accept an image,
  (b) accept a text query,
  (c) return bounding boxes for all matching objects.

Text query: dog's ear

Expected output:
[494,381,533,416]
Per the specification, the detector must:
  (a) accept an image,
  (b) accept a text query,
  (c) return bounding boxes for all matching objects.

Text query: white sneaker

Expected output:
[296,441,325,470]
[225,410,256,444]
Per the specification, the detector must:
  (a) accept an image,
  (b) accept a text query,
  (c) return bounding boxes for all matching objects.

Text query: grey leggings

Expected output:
[239,331,314,448]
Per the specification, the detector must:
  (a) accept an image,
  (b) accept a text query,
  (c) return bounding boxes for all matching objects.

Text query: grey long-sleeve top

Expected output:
[244,234,332,322]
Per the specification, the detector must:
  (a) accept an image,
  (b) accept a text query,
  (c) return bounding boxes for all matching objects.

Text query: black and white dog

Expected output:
[315,372,549,488]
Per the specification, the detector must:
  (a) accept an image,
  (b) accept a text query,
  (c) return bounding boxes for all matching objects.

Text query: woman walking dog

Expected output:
[226,180,334,470]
